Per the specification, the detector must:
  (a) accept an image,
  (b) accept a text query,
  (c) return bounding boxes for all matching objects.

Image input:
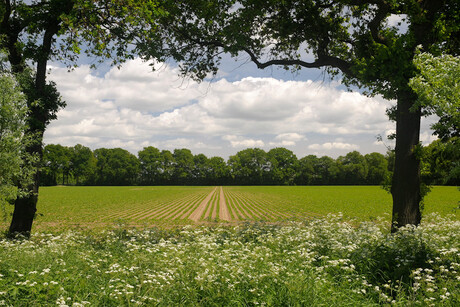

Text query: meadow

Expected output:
[0,186,459,306]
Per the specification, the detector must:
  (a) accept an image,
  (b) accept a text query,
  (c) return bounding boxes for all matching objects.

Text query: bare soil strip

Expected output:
[218,187,231,221]
[164,193,205,220]
[229,192,250,220]
[189,187,217,222]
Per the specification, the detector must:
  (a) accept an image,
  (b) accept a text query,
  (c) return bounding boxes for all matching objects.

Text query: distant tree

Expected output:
[172,149,194,185]
[94,148,139,186]
[41,144,72,186]
[228,148,270,185]
[71,144,96,185]
[159,150,175,185]
[192,154,210,185]
[365,152,390,185]
[267,148,298,185]
[138,146,162,185]
[208,156,230,185]
[296,155,319,185]
[336,151,369,185]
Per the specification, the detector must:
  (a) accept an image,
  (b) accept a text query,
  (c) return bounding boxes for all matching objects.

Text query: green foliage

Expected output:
[94,148,140,186]
[172,148,194,185]
[422,138,460,186]
[228,148,270,185]
[0,73,37,216]
[267,147,299,185]
[410,52,460,140]
[41,142,460,187]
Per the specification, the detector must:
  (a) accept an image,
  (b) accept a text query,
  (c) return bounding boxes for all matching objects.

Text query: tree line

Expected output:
[41,140,459,187]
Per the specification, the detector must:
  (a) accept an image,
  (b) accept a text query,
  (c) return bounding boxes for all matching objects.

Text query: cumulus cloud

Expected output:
[222,135,265,148]
[43,57,433,158]
[48,59,201,113]
[308,142,359,151]
[268,133,306,147]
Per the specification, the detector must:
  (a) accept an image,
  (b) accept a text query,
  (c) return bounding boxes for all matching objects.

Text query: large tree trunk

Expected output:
[391,89,422,232]
[8,131,44,237]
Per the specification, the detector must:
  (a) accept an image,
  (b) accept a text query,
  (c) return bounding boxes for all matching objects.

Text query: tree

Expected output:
[337,151,369,185]
[208,156,230,185]
[0,73,37,219]
[423,139,459,186]
[267,148,298,185]
[192,153,210,185]
[409,53,459,188]
[296,155,318,185]
[41,144,72,186]
[410,53,460,140]
[71,144,96,185]
[365,152,390,185]
[172,149,194,185]
[138,146,162,185]
[150,0,460,230]
[0,0,170,235]
[94,148,140,186]
[159,150,175,185]
[228,148,270,185]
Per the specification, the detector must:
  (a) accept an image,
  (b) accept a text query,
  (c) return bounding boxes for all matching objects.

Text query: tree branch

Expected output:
[369,2,391,46]
[175,27,355,79]
[241,46,354,77]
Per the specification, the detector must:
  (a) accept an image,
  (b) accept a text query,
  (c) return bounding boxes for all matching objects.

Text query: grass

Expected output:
[0,214,458,306]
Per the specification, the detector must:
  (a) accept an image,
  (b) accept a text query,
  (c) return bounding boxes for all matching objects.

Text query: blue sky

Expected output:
[44,48,437,160]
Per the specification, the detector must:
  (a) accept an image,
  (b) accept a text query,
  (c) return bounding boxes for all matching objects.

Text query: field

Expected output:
[1,186,459,306]
[5,185,454,230]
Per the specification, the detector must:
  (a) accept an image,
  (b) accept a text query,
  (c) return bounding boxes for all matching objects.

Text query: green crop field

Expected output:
[1,186,458,230]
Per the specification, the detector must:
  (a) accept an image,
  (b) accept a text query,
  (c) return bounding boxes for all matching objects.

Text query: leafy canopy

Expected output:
[0,73,37,212]
[410,52,460,140]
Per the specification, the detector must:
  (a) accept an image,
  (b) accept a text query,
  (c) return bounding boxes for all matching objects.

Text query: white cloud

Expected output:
[49,59,201,113]
[43,58,433,158]
[268,133,306,147]
[308,142,359,151]
[222,135,265,148]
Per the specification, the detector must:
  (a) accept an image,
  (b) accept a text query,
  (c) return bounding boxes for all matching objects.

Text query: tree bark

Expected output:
[7,17,60,237]
[391,89,422,232]
[8,131,44,237]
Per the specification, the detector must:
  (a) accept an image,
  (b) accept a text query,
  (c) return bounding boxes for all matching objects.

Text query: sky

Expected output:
[44,53,438,160]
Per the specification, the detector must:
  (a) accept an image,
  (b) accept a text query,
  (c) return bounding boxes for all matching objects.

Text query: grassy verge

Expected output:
[0,213,458,306]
